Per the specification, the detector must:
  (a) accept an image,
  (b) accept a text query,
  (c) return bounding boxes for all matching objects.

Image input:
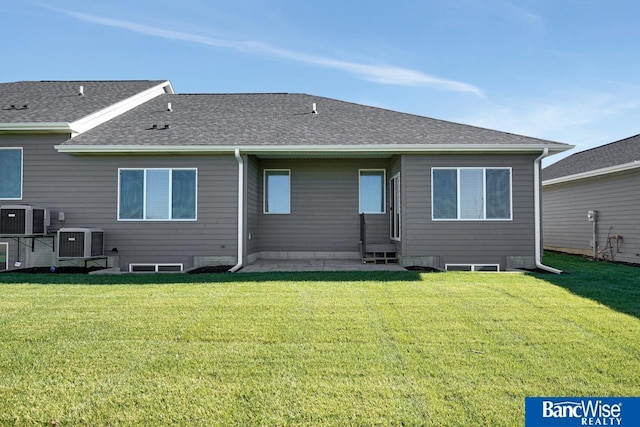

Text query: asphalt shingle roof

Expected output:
[0,80,169,123]
[62,93,570,150]
[542,134,640,181]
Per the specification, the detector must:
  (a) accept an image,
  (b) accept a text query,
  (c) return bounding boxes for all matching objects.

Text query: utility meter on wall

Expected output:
[587,210,597,222]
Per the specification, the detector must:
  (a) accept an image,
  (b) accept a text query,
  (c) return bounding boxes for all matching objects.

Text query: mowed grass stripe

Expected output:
[0,253,638,425]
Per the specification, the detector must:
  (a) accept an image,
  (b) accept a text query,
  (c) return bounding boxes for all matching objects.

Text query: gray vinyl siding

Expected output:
[256,158,391,253]
[0,135,238,270]
[246,155,260,256]
[542,170,640,264]
[402,154,537,269]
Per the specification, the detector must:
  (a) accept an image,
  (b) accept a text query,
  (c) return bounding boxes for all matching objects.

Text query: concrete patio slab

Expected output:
[238,259,406,273]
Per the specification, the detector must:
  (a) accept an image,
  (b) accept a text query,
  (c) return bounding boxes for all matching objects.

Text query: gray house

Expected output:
[1,80,571,272]
[542,134,640,264]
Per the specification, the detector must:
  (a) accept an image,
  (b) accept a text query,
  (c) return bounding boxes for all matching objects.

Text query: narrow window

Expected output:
[432,168,511,220]
[264,170,290,214]
[0,148,23,199]
[118,168,197,220]
[359,170,385,214]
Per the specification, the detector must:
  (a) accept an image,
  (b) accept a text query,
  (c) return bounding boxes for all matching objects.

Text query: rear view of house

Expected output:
[542,134,640,264]
[1,80,571,272]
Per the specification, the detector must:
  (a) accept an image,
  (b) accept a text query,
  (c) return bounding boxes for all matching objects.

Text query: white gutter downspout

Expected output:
[534,148,563,274]
[229,149,244,272]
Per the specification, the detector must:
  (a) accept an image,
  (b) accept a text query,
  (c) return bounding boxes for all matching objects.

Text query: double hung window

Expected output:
[0,148,23,199]
[119,168,197,220]
[432,167,512,220]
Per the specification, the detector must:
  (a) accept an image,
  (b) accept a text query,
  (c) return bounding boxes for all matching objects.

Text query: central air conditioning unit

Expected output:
[0,205,50,235]
[57,228,104,258]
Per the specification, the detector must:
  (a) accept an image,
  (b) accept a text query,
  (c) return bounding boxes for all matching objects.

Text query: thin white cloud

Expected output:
[463,89,640,159]
[57,8,483,96]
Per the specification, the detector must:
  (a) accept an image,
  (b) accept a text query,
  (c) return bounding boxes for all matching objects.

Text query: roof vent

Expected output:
[163,124,170,130]
[22,104,28,110]
[312,102,318,114]
[167,102,172,112]
[79,86,84,96]
[148,124,158,130]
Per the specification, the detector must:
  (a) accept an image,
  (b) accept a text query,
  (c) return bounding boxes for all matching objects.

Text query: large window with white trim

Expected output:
[264,170,290,214]
[432,167,512,220]
[118,168,197,220]
[359,169,385,214]
[0,148,23,200]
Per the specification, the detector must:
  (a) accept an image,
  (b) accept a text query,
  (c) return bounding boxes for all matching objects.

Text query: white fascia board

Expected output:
[68,81,172,137]
[543,160,640,186]
[0,122,72,134]
[54,143,572,154]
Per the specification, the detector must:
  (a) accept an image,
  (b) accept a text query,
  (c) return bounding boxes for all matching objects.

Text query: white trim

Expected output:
[69,81,172,136]
[390,172,401,241]
[263,169,291,214]
[445,264,500,272]
[54,143,573,154]
[542,160,640,186]
[117,167,198,221]
[0,242,8,271]
[129,263,183,273]
[359,169,386,214]
[0,122,72,134]
[431,167,513,221]
[0,147,23,200]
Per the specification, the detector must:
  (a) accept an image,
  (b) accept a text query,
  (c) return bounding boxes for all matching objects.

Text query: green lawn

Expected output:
[0,253,639,426]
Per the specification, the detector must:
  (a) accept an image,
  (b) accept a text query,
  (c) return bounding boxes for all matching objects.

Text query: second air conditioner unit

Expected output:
[57,228,104,258]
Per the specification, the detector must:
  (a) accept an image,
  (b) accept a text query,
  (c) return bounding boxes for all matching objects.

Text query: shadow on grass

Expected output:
[0,269,427,285]
[529,251,640,320]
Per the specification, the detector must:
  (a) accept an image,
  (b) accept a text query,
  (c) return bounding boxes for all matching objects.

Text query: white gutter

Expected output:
[54,143,571,154]
[229,148,244,272]
[543,160,640,186]
[534,148,562,274]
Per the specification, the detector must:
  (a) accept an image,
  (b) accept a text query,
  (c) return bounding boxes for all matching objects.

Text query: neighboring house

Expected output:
[542,134,640,264]
[1,80,571,272]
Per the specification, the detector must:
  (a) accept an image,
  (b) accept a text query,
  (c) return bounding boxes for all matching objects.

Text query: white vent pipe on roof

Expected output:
[167,102,172,112]
[312,102,317,114]
[79,85,84,96]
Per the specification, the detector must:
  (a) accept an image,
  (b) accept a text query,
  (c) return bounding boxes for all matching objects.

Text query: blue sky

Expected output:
[4,1,640,164]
